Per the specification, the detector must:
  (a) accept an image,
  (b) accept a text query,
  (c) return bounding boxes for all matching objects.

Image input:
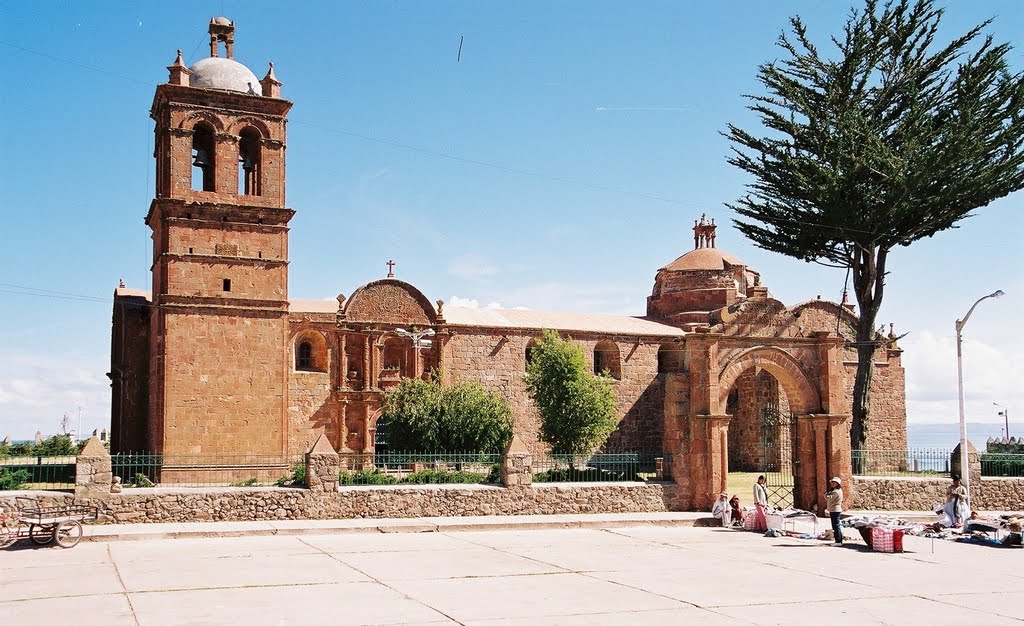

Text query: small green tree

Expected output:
[382,375,514,453]
[32,435,77,456]
[524,330,618,456]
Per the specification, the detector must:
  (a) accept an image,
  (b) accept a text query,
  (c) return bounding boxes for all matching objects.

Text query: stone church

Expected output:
[109,19,907,510]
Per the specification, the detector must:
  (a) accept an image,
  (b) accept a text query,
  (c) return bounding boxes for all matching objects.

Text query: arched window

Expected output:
[191,122,216,192]
[593,340,621,379]
[524,337,540,371]
[293,332,328,373]
[238,127,261,196]
[296,341,313,371]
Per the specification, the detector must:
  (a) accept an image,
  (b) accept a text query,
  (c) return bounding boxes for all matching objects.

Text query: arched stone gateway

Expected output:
[717,347,821,416]
[665,333,852,514]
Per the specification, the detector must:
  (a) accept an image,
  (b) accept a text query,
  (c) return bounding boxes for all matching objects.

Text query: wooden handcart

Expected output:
[0,497,98,549]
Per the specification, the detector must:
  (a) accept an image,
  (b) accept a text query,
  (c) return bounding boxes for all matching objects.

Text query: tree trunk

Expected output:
[849,245,888,472]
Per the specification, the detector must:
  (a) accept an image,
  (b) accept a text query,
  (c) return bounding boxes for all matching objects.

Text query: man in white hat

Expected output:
[825,477,844,545]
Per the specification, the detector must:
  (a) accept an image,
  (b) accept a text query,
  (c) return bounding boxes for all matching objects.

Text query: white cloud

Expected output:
[0,352,110,440]
[902,330,1024,424]
[448,295,480,308]
[448,255,499,280]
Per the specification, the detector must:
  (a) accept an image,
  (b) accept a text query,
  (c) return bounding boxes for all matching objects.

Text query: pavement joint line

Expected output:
[0,590,127,605]
[296,536,467,626]
[106,543,141,626]
[125,580,358,596]
[913,594,1024,622]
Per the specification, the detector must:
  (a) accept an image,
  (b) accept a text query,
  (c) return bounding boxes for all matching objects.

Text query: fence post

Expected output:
[305,435,340,492]
[501,435,532,487]
[75,436,112,497]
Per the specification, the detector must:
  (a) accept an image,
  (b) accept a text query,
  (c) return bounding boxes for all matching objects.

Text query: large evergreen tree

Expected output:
[725,0,1024,453]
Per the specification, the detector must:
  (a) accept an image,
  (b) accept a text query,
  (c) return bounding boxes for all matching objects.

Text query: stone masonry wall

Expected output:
[444,330,665,454]
[159,310,287,456]
[853,476,1024,511]
[1,483,677,524]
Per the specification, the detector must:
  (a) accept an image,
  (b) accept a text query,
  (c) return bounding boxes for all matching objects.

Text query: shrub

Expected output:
[382,375,514,453]
[33,436,78,456]
[231,478,259,487]
[400,469,487,484]
[276,463,306,487]
[338,469,399,485]
[0,468,30,490]
[130,473,155,488]
[525,330,618,456]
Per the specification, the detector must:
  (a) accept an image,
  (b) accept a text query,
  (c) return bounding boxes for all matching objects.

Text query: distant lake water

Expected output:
[907,422,1022,451]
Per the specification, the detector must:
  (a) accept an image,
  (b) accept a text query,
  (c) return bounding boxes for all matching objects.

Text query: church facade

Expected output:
[109,19,906,511]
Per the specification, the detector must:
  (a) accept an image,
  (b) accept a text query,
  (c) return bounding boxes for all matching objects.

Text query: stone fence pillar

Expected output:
[501,435,532,487]
[305,434,340,492]
[950,440,982,484]
[75,436,112,497]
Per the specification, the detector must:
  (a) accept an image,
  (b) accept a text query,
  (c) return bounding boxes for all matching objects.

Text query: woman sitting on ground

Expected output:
[729,495,744,527]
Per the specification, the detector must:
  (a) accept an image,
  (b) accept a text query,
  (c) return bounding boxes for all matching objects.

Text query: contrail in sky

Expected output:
[595,105,690,112]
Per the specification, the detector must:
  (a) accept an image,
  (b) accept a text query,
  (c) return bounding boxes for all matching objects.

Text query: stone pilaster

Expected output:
[305,434,340,492]
[501,435,533,487]
[950,440,982,484]
[75,436,112,497]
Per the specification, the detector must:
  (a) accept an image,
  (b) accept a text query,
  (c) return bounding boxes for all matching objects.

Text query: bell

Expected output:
[192,149,211,168]
[240,155,256,172]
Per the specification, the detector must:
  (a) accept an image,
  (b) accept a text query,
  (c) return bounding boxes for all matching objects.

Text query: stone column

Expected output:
[338,334,347,389]
[501,435,533,487]
[691,414,731,511]
[798,414,852,515]
[75,436,113,497]
[305,434,340,492]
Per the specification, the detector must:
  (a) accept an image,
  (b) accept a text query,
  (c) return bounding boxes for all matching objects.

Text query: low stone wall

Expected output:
[1,482,678,524]
[853,476,1024,511]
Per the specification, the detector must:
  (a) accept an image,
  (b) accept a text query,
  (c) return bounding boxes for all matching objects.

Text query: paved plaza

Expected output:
[1,524,1022,625]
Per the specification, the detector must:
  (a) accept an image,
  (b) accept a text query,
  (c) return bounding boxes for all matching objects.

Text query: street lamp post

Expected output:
[994,403,1010,440]
[955,289,1004,510]
[394,327,435,378]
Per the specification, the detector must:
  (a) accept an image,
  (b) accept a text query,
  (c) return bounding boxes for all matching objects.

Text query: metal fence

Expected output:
[0,455,76,490]
[111,452,306,488]
[980,453,1024,477]
[338,452,502,485]
[532,452,672,483]
[851,449,952,477]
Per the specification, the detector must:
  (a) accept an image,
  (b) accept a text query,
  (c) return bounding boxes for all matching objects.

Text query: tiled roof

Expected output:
[443,307,685,337]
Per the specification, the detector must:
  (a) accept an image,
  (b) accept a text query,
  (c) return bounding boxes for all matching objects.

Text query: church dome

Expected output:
[660,247,746,272]
[189,57,260,93]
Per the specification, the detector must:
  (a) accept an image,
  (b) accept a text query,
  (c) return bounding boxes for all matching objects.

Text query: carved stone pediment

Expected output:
[344,279,436,325]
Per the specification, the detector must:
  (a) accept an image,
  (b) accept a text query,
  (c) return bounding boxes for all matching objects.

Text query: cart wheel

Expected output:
[54,520,82,548]
[29,524,54,545]
[0,526,17,549]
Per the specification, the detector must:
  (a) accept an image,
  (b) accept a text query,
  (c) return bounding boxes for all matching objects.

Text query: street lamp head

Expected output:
[991,290,1005,299]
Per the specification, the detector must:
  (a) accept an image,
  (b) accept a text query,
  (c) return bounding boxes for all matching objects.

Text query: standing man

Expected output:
[825,477,844,546]
[753,475,769,531]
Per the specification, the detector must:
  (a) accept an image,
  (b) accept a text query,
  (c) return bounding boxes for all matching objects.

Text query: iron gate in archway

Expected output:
[760,406,797,508]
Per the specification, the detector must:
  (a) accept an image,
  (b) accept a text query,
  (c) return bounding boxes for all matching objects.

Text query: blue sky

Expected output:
[1,1,1022,440]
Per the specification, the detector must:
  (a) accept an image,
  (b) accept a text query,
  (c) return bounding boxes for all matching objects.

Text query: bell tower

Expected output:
[145,18,294,456]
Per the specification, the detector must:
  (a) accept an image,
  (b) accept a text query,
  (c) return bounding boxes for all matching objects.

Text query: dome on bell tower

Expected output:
[180,17,260,94]
[189,57,260,93]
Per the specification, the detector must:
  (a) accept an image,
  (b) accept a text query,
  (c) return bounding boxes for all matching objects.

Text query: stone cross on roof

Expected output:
[386,259,395,278]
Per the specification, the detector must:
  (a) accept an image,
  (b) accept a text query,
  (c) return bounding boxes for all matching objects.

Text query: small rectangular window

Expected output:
[188,247,193,254]
[223,278,231,292]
